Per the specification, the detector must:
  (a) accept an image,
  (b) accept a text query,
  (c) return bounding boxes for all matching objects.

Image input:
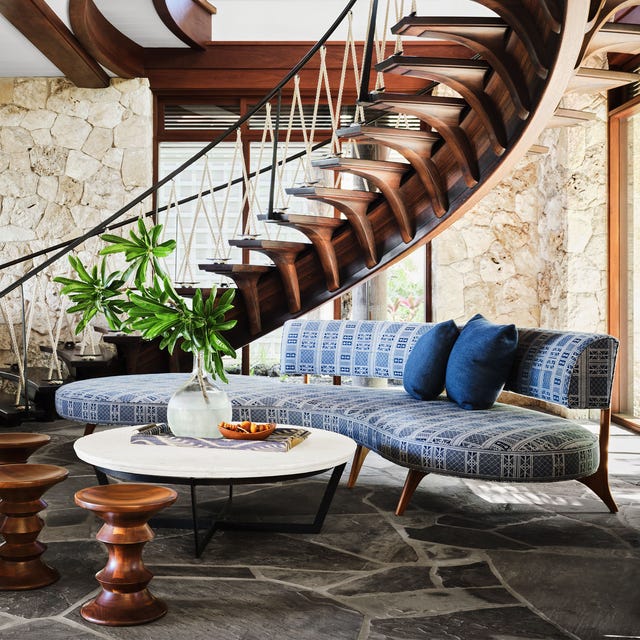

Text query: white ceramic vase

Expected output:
[166,352,232,438]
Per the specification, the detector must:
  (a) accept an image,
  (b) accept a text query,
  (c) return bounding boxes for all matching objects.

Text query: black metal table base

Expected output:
[93,463,347,558]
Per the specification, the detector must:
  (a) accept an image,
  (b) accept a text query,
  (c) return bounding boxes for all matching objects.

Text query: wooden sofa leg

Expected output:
[578,471,618,513]
[83,423,97,436]
[347,445,370,488]
[396,469,428,516]
[577,408,618,513]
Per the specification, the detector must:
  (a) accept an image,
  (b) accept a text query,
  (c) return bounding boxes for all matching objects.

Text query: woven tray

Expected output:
[130,423,310,452]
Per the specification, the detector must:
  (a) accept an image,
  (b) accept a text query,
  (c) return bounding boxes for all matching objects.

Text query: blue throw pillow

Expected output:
[445,313,518,410]
[403,320,460,400]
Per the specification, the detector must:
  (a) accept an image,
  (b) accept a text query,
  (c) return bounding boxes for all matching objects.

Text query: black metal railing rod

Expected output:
[359,0,379,102]
[20,285,29,414]
[0,0,360,299]
[0,132,336,273]
[267,89,283,217]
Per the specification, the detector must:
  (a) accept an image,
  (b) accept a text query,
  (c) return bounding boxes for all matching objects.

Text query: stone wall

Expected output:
[0,77,153,368]
[432,91,609,334]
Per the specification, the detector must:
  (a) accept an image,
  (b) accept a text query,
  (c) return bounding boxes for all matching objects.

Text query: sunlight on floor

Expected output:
[466,481,591,507]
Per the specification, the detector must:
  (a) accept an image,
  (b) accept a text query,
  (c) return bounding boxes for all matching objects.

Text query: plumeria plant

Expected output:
[55,218,236,384]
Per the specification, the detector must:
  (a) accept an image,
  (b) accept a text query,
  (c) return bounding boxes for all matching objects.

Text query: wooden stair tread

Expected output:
[287,186,380,268]
[390,14,530,119]
[287,186,378,203]
[467,0,549,78]
[309,158,414,243]
[377,54,507,154]
[228,239,310,314]
[198,263,272,274]
[376,55,491,86]
[337,123,440,149]
[392,15,508,40]
[228,239,309,252]
[336,124,448,217]
[585,22,640,58]
[548,107,597,128]
[367,91,479,187]
[263,214,342,292]
[197,265,270,336]
[312,156,409,174]
[565,67,640,94]
[270,213,344,228]
[366,91,468,124]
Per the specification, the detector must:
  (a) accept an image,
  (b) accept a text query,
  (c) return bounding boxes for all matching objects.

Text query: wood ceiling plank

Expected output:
[0,0,109,88]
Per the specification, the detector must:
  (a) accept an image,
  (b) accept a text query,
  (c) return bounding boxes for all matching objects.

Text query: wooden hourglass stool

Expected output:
[0,433,51,464]
[74,483,178,626]
[0,464,68,590]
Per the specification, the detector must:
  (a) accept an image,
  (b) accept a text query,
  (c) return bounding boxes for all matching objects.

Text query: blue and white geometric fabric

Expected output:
[505,329,618,409]
[56,373,599,482]
[55,373,188,425]
[281,319,434,379]
[281,320,619,409]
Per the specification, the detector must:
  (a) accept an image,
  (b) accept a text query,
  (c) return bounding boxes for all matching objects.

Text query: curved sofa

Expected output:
[55,319,619,515]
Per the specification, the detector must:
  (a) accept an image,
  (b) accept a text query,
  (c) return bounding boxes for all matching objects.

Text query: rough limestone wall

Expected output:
[432,91,608,335]
[0,77,153,369]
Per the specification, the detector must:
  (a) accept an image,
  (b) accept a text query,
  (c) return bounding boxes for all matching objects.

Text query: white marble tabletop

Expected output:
[74,425,357,480]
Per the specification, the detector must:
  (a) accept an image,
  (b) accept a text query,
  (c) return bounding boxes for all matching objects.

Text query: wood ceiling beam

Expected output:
[0,0,109,88]
[144,41,471,93]
[152,0,215,50]
[69,0,144,78]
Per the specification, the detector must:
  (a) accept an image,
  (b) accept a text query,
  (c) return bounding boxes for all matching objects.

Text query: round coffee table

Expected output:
[74,426,356,556]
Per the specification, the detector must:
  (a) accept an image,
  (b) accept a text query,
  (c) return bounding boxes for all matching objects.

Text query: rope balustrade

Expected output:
[0,0,399,404]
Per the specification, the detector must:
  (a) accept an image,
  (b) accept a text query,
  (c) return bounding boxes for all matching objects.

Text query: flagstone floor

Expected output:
[1,418,639,640]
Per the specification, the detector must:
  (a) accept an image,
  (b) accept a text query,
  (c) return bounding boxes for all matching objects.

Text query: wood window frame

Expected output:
[609,94,640,433]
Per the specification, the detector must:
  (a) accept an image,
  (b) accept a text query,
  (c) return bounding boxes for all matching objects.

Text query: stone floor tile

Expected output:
[67,578,364,640]
[305,513,418,563]
[437,560,502,588]
[406,524,532,550]
[497,515,631,549]
[368,605,573,639]
[258,568,361,589]
[329,566,436,596]
[0,619,103,639]
[488,550,640,640]
[0,540,103,618]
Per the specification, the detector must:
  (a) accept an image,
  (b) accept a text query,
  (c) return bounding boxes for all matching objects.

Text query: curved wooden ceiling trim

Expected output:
[69,0,144,78]
[152,0,215,50]
[0,0,109,88]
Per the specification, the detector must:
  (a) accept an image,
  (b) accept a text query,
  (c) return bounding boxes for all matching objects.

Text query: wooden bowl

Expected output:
[218,421,276,440]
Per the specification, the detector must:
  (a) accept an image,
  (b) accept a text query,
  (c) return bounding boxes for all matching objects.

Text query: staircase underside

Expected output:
[205,1,640,350]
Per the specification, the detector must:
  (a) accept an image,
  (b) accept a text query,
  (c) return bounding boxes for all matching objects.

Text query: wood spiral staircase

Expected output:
[200,1,640,349]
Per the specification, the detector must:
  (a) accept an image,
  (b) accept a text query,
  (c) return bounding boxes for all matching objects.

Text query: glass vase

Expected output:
[166,352,232,438]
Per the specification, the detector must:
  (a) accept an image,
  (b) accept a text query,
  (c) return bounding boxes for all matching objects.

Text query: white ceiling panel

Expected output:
[0,0,494,79]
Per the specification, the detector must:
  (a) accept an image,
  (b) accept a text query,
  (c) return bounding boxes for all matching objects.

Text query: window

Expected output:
[610,99,640,427]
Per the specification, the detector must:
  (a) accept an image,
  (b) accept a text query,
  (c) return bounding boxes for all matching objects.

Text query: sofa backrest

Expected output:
[280,319,619,410]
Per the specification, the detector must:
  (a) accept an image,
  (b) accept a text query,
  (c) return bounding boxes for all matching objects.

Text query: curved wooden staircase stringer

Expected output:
[206,2,637,349]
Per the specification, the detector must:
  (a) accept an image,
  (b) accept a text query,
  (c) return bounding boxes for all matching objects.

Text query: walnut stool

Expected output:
[0,463,68,589]
[75,483,178,626]
[0,433,51,464]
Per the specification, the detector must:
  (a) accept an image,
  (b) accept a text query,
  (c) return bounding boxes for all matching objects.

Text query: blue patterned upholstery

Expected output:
[56,320,618,484]
[281,320,618,409]
[281,319,432,379]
